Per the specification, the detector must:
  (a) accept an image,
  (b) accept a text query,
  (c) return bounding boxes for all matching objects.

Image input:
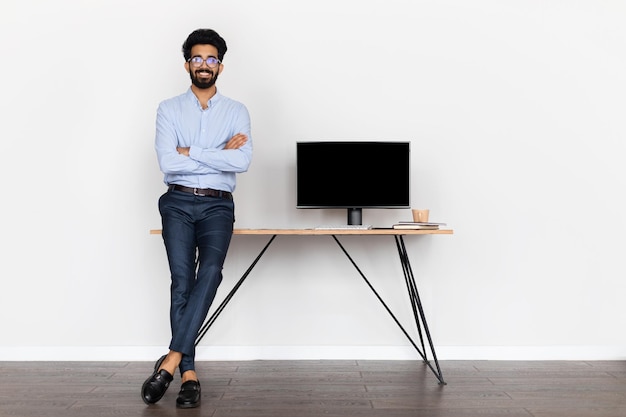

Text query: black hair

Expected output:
[182,29,227,62]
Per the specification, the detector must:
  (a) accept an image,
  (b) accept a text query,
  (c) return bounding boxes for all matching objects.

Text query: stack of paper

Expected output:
[392,221,447,230]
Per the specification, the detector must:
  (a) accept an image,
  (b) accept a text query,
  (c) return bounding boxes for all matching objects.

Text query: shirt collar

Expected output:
[186,88,222,110]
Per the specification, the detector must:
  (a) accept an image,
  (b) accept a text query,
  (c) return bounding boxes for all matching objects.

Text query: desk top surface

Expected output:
[150,228,453,236]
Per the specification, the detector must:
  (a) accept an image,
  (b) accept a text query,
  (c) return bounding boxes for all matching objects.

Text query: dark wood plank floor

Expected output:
[1,360,625,417]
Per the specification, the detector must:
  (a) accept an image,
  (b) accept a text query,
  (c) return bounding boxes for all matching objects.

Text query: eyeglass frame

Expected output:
[187,56,222,68]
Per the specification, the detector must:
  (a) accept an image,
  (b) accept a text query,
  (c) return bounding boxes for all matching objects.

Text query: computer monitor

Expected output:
[296,141,410,225]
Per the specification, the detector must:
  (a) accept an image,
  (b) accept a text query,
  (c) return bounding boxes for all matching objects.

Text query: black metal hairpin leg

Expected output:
[395,235,445,384]
[195,235,277,346]
[332,235,446,385]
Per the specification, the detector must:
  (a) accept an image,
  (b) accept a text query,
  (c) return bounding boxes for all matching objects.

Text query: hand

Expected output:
[224,133,248,150]
[176,147,190,156]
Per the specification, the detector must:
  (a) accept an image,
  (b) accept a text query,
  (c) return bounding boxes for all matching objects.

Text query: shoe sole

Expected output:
[176,400,201,409]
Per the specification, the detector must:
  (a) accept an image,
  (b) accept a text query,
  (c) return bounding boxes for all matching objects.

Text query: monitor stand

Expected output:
[347,208,362,225]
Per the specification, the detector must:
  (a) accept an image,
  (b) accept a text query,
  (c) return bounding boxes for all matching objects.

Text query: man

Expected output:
[141,28,252,409]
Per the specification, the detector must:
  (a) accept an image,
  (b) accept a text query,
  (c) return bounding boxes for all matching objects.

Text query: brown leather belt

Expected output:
[168,184,233,199]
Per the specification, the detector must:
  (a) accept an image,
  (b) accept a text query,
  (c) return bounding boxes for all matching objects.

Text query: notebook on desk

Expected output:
[392,221,447,230]
[396,221,447,225]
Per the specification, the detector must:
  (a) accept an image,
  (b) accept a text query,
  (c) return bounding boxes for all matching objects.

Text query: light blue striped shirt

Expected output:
[155,88,252,192]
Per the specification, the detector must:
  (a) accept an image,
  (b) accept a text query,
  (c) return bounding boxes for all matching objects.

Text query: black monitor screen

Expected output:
[296,141,410,209]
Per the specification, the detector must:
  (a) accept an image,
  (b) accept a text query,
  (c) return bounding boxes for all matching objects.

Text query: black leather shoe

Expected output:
[176,380,201,408]
[141,356,173,405]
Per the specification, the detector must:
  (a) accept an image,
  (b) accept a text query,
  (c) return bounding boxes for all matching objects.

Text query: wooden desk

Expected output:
[150,228,453,384]
[151,228,453,236]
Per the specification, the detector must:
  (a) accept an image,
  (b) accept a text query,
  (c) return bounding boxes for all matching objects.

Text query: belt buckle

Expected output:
[193,188,202,196]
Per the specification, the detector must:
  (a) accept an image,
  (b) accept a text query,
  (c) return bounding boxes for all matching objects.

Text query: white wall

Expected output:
[1,0,625,361]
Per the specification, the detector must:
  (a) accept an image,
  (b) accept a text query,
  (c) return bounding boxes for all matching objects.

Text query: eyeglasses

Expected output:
[188,56,221,68]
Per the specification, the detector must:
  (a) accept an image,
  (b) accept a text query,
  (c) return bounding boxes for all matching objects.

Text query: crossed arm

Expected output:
[177,133,248,156]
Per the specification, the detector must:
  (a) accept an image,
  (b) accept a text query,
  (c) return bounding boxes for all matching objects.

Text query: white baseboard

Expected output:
[1,345,625,361]
[436,345,626,361]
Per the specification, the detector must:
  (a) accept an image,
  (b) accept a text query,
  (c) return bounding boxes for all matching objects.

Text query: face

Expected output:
[185,44,223,90]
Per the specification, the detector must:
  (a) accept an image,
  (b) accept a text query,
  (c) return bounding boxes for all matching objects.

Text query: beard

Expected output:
[189,68,219,89]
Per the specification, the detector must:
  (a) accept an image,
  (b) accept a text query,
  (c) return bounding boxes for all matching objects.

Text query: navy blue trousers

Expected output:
[158,189,234,374]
